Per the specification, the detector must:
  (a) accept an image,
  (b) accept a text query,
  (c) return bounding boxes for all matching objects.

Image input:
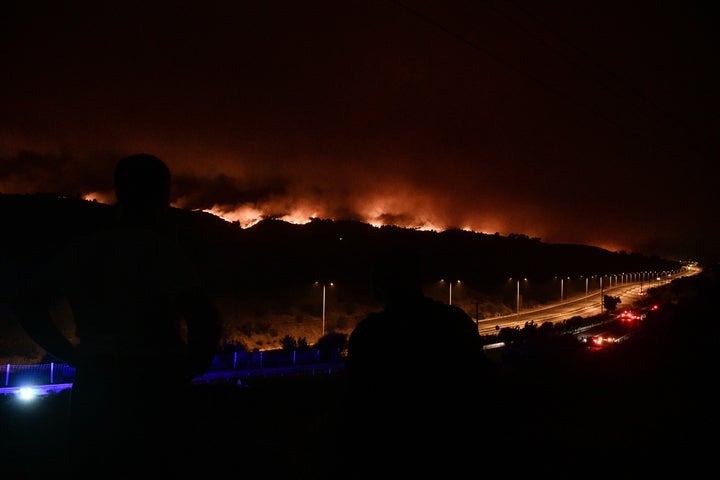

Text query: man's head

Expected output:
[114,154,171,214]
[371,245,425,307]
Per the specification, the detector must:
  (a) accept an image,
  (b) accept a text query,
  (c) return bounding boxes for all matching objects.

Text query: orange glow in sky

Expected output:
[1,1,716,263]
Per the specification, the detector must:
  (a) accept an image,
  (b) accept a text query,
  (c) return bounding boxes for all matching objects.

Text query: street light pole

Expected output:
[322,283,326,336]
[516,279,520,320]
[316,281,333,337]
[442,279,459,305]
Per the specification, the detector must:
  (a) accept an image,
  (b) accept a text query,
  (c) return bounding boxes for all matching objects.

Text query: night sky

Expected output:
[1,1,718,263]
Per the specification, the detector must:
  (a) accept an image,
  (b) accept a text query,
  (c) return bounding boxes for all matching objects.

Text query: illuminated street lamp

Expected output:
[512,278,526,320]
[440,279,461,305]
[443,279,461,305]
[315,281,333,336]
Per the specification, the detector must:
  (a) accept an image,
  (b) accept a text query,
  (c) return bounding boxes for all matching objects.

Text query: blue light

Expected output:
[16,386,39,401]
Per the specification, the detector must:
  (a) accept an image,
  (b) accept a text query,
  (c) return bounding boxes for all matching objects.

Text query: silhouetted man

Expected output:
[10,154,221,475]
[342,246,493,477]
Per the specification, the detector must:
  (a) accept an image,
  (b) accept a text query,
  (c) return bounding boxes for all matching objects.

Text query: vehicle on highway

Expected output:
[617,310,642,322]
[617,303,660,322]
[584,335,616,348]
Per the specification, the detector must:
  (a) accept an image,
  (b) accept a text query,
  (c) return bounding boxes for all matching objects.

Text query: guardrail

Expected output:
[1,347,346,397]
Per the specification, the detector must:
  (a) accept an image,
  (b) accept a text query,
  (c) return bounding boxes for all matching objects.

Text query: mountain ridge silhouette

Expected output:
[0,192,681,291]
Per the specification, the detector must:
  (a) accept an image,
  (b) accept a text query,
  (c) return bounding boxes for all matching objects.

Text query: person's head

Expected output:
[371,245,425,307]
[114,154,171,218]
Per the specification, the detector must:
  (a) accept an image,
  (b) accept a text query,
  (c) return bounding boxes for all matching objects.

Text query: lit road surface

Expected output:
[475,267,698,336]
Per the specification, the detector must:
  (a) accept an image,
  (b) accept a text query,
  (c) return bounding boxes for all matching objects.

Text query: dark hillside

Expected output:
[0,193,682,287]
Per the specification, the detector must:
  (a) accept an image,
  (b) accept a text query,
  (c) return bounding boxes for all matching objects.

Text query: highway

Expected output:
[476,266,698,336]
[4,266,698,397]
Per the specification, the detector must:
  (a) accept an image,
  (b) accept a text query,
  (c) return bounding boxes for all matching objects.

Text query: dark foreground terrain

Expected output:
[2,266,718,478]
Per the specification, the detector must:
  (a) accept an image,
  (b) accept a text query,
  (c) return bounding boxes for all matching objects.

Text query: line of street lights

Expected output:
[317,269,680,337]
[511,270,680,318]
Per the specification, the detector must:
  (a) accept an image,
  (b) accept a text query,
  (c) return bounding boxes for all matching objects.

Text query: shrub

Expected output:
[281,335,297,351]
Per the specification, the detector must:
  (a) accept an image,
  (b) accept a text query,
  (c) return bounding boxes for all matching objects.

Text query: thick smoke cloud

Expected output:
[1,1,718,263]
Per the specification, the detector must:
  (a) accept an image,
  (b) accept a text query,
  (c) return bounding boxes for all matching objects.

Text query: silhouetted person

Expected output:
[341,246,493,477]
[10,154,221,475]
